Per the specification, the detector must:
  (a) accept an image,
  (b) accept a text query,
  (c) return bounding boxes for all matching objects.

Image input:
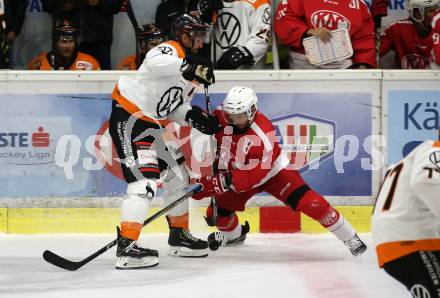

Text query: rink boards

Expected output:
[0,206,372,234]
[0,70,438,233]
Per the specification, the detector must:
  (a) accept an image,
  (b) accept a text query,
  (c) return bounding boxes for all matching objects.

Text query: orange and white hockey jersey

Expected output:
[372,140,440,268]
[213,0,271,68]
[113,40,197,124]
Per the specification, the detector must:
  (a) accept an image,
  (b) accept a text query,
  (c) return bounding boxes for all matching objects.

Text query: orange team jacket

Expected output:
[28,52,101,70]
[117,54,137,70]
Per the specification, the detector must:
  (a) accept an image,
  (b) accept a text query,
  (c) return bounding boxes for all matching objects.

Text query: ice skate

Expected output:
[115,227,159,269]
[344,233,367,256]
[168,227,209,257]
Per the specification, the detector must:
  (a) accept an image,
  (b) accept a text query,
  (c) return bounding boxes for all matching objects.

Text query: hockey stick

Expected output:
[42,184,202,271]
[126,0,141,66]
[374,15,383,68]
[203,85,218,225]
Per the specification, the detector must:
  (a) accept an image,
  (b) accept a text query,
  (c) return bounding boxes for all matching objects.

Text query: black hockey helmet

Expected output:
[54,20,78,41]
[172,14,208,41]
[138,23,166,44]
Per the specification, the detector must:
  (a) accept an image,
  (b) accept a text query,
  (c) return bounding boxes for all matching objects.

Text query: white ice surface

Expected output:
[0,233,410,298]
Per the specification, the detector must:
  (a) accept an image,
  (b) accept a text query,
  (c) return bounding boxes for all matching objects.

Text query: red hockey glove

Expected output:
[192,172,232,200]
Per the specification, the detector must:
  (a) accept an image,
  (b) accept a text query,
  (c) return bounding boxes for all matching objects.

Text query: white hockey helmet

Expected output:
[223,86,258,126]
[407,0,440,22]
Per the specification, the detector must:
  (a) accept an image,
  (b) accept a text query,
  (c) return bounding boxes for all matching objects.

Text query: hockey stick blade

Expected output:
[43,250,81,271]
[42,184,202,271]
[43,239,117,271]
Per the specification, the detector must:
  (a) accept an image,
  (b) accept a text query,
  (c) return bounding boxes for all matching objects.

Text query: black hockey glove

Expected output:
[181,55,215,86]
[185,105,222,135]
[216,46,255,70]
[198,0,224,24]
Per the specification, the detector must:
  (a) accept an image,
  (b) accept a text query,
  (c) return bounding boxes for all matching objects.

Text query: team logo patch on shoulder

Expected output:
[272,113,335,173]
[262,7,271,24]
[311,10,350,31]
[157,46,174,55]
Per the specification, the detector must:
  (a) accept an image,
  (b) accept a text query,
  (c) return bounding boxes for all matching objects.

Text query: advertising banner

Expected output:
[387,90,440,165]
[193,92,374,197]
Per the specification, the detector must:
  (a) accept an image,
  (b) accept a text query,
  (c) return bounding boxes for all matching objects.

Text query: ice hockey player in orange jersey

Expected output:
[372,130,440,297]
[28,20,100,71]
[117,24,167,70]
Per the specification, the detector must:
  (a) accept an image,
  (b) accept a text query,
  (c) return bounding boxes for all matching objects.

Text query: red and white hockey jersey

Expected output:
[380,19,433,69]
[213,0,271,68]
[213,109,289,192]
[431,11,440,68]
[274,0,376,68]
[372,141,440,268]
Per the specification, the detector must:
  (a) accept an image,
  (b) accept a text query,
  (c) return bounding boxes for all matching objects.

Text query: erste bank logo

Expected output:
[0,126,53,166]
[0,127,50,148]
[272,113,335,172]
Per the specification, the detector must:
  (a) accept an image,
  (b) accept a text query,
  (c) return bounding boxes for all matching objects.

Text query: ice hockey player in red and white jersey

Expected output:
[192,86,367,256]
[431,10,440,68]
[198,0,271,69]
[380,0,439,69]
[372,136,440,297]
[274,0,376,69]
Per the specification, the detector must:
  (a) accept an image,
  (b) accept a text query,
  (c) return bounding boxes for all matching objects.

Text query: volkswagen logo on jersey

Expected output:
[402,54,431,69]
[262,7,271,25]
[311,10,351,31]
[430,150,440,169]
[157,87,183,117]
[216,12,241,49]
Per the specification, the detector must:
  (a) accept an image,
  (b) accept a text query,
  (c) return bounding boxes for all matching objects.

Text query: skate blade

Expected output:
[115,256,159,269]
[167,246,208,258]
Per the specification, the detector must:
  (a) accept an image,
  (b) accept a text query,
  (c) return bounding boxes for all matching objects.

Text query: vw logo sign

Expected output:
[157,87,183,117]
[215,12,241,49]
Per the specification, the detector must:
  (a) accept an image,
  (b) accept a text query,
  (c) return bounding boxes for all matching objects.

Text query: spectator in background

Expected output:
[117,23,167,70]
[379,0,439,69]
[0,0,27,69]
[156,0,215,62]
[42,0,122,70]
[370,0,389,31]
[198,0,270,70]
[432,10,440,68]
[155,0,199,39]
[274,0,376,69]
[28,20,100,70]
